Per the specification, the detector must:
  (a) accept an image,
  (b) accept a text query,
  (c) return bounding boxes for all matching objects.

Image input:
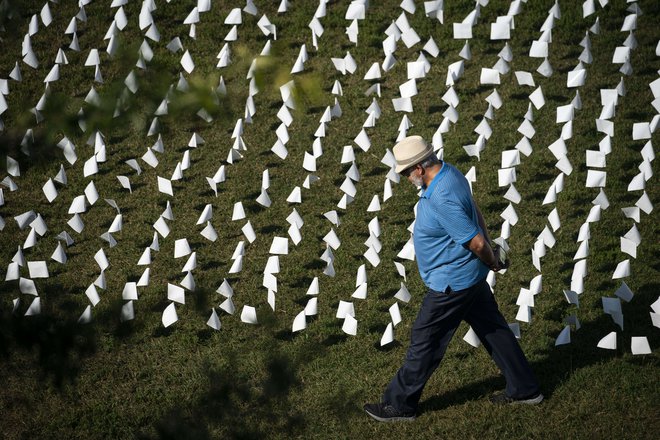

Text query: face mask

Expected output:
[410,174,423,188]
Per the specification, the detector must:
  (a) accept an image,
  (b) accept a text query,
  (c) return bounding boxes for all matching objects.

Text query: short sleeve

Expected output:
[434,200,479,245]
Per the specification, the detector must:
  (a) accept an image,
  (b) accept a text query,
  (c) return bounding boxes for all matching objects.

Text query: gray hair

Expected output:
[419,154,441,169]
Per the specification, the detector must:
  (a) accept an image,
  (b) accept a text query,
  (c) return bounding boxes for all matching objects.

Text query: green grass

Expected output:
[0,0,659,438]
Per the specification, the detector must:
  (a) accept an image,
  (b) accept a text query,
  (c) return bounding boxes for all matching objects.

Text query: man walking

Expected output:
[364,136,542,422]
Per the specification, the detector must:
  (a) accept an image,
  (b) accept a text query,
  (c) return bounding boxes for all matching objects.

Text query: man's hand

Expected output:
[493,245,510,271]
[467,233,507,272]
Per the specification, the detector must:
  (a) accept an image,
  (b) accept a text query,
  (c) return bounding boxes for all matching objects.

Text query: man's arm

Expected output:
[469,198,503,270]
[473,197,492,244]
[467,232,501,271]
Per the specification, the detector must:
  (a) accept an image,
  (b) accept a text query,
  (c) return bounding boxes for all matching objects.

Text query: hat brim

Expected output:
[395,149,433,174]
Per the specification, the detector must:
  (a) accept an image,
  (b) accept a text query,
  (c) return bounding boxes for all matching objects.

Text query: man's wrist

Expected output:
[484,254,499,270]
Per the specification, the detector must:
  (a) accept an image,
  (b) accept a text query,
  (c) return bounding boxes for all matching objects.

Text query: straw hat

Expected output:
[393,135,433,174]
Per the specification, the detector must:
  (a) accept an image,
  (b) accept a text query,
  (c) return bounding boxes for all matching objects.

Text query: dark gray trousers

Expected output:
[383,278,540,414]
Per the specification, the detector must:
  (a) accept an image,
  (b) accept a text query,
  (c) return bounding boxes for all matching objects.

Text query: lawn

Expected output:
[0,0,658,438]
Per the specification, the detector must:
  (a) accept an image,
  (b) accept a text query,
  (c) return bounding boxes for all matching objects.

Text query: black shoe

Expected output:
[363,402,415,422]
[489,391,544,405]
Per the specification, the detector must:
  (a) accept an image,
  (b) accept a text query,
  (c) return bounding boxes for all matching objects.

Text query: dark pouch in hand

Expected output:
[496,245,510,269]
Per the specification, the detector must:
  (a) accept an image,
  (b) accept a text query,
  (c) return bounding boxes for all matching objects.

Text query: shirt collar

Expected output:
[420,163,446,199]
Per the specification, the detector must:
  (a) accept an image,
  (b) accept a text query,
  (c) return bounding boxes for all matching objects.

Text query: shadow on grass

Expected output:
[420,376,504,413]
[138,327,322,439]
[141,354,306,439]
[0,310,97,389]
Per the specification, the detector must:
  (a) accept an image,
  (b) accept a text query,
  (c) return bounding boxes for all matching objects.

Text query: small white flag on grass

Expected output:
[555,326,571,346]
[200,222,218,242]
[516,305,532,323]
[19,278,37,295]
[305,297,318,316]
[256,188,271,207]
[232,202,246,221]
[220,297,235,315]
[207,308,221,330]
[167,283,185,304]
[323,229,341,250]
[78,305,92,324]
[241,305,258,324]
[153,217,170,238]
[631,337,651,355]
[564,290,579,307]
[241,220,257,243]
[364,247,380,267]
[352,283,368,300]
[597,332,617,350]
[336,300,355,319]
[121,301,134,322]
[162,302,178,327]
[342,314,358,336]
[27,261,48,278]
[389,302,402,326]
[51,242,67,263]
[217,279,234,298]
[122,282,138,301]
[43,179,57,202]
[197,204,213,225]
[85,284,100,306]
[306,277,319,295]
[137,268,150,287]
[394,282,411,303]
[25,297,41,316]
[269,237,288,255]
[94,249,109,271]
[614,282,634,302]
[463,327,481,347]
[157,176,173,196]
[612,260,630,279]
[174,239,191,258]
[292,310,306,332]
[380,323,394,346]
[229,256,243,274]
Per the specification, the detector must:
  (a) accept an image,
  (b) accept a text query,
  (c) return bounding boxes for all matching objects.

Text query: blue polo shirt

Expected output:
[413,163,490,292]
